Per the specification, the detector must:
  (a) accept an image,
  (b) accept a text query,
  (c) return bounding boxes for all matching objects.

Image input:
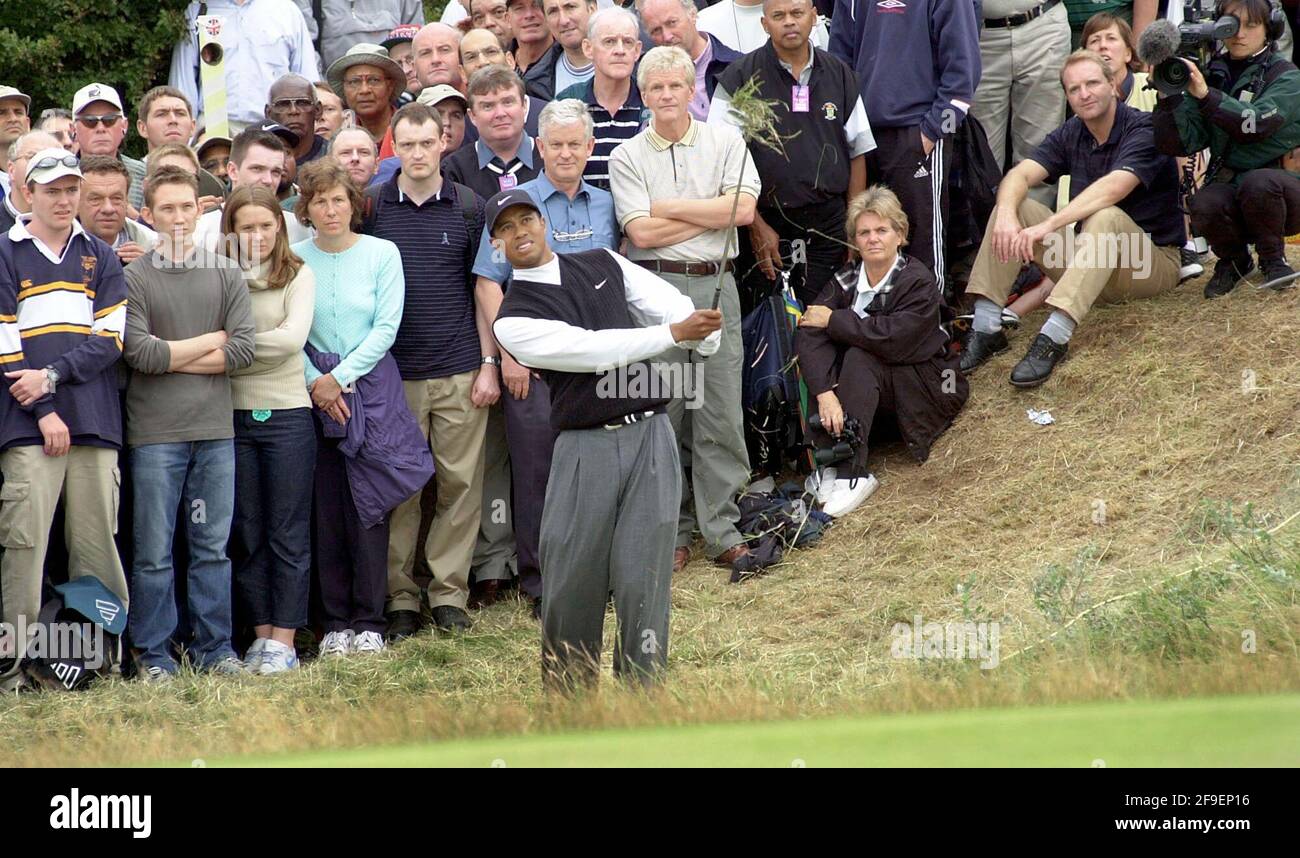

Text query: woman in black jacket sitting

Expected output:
[795,186,968,518]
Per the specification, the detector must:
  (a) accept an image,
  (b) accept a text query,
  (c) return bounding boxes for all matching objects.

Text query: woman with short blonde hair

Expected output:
[795,186,967,519]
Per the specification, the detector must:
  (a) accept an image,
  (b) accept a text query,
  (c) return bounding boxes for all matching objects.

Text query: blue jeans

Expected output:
[128,440,236,671]
[232,409,315,629]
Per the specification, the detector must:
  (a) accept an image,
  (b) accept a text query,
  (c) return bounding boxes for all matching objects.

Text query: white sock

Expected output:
[1040,311,1076,345]
[973,298,1003,334]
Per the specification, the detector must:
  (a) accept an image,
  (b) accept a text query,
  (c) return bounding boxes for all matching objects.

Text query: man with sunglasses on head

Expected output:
[71,84,147,216]
[0,149,130,690]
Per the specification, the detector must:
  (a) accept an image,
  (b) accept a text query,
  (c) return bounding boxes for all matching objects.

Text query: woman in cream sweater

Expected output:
[222,186,316,675]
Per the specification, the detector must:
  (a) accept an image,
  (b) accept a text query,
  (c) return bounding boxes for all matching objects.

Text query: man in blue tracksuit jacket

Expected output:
[830,0,981,295]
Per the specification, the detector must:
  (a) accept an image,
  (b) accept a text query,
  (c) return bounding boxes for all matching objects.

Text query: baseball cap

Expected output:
[25,148,82,185]
[381,24,422,50]
[196,134,233,160]
[72,82,124,116]
[251,120,300,150]
[416,84,468,109]
[0,85,31,110]
[485,188,541,235]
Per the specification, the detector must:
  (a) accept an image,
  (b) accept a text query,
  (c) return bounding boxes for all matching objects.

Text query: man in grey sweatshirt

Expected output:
[122,165,255,681]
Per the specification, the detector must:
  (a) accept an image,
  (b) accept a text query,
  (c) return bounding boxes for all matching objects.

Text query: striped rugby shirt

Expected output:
[0,219,127,449]
[555,78,651,192]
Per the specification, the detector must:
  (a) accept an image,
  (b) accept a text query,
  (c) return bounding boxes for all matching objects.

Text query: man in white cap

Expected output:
[0,86,31,203]
[71,83,147,214]
[169,0,320,131]
[0,131,60,234]
[0,149,130,687]
[328,43,408,159]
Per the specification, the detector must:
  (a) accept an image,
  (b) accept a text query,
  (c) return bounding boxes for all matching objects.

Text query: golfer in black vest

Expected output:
[488,187,722,690]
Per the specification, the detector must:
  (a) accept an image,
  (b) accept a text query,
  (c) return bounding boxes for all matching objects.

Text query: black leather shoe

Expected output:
[1204,257,1253,299]
[385,609,422,642]
[1009,333,1068,388]
[1259,257,1298,291]
[432,605,473,632]
[959,329,1009,374]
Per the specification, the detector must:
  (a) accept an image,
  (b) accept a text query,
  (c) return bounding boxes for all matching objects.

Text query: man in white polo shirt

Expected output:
[609,45,761,577]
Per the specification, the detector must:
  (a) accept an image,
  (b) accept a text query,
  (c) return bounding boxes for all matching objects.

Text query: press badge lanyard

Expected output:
[486,159,526,191]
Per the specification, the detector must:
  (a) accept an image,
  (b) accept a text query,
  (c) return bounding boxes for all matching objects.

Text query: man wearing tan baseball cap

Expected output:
[0,86,32,202]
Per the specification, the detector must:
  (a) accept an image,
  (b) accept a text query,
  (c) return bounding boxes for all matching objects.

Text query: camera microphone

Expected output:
[1137,19,1181,67]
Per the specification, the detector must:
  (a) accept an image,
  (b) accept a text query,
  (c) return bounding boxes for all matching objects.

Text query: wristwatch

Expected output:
[481,356,501,367]
[43,366,60,396]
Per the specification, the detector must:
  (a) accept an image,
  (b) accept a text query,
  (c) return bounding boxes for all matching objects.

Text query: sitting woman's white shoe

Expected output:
[821,474,879,518]
[804,466,839,504]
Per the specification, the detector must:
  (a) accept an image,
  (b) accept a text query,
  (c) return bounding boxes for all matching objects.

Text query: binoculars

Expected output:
[808,414,864,467]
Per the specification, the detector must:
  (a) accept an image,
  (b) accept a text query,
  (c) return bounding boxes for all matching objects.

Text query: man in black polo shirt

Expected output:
[443,67,543,198]
[960,50,1183,387]
[708,0,874,307]
[489,188,722,690]
[365,103,497,637]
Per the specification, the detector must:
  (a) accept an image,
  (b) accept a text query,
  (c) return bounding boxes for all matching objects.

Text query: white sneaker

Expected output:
[821,474,880,518]
[804,466,838,504]
[351,630,385,654]
[244,638,268,673]
[258,639,299,675]
[319,629,354,657]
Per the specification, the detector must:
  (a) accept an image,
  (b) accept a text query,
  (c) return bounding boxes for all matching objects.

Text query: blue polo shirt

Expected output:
[472,173,620,285]
[365,172,487,380]
[1028,101,1185,247]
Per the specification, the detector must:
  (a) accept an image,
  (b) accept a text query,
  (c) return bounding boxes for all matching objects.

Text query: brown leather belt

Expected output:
[635,259,734,277]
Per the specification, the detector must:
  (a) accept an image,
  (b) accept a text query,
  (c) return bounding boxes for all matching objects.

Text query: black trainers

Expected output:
[1204,256,1254,299]
[432,605,473,632]
[1178,247,1205,284]
[1258,257,1299,291]
[1010,333,1069,388]
[959,329,1009,374]
[385,609,422,642]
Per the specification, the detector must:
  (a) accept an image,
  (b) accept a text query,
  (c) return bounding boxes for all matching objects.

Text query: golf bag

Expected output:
[741,272,814,476]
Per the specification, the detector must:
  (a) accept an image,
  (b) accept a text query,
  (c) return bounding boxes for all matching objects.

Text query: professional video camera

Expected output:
[1138,0,1240,95]
[807,413,864,467]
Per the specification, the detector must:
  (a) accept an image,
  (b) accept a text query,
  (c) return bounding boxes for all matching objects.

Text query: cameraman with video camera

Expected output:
[1150,0,1300,297]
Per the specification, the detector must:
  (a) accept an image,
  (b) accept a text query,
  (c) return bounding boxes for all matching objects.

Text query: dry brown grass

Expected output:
[1,262,1299,767]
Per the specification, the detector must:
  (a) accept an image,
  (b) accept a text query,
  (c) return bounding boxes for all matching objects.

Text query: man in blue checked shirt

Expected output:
[472,98,619,617]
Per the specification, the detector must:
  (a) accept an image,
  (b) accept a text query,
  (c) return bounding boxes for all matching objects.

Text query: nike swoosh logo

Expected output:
[594,279,606,290]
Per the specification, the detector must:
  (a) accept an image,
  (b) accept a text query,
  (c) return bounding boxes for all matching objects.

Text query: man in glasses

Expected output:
[0,149,130,688]
[71,83,147,216]
[327,43,408,159]
[554,7,648,191]
[1,132,61,234]
[264,74,329,168]
[470,98,618,616]
[0,86,31,207]
[36,109,75,155]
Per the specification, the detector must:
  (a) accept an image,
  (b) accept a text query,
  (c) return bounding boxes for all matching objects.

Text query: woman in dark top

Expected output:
[795,186,969,518]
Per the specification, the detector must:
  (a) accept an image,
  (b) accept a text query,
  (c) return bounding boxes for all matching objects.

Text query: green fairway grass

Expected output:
[214,693,1300,768]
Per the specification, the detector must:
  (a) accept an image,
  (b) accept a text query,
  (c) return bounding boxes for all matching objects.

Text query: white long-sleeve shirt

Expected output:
[170,0,321,128]
[493,249,721,374]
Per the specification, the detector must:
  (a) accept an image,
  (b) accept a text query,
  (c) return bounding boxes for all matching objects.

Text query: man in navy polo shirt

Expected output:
[555,6,649,191]
[472,98,618,616]
[366,103,496,637]
[960,50,1184,388]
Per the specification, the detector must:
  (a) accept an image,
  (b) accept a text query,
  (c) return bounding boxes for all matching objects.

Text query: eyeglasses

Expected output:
[77,113,122,128]
[271,98,316,112]
[343,76,387,89]
[552,226,593,243]
[29,153,79,172]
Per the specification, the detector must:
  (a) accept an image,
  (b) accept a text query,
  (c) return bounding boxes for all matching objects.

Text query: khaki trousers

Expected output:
[0,445,126,663]
[386,370,488,612]
[967,199,1181,324]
